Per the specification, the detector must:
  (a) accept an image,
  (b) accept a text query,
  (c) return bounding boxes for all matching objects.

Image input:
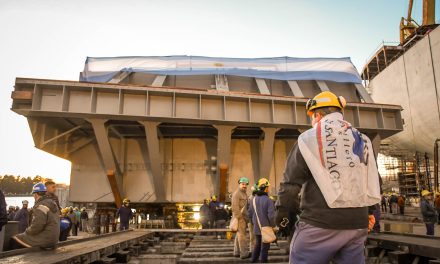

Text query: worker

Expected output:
[199,199,210,229]
[7,206,16,221]
[434,192,440,225]
[13,200,29,233]
[209,195,219,229]
[420,190,437,235]
[275,91,381,263]
[232,177,250,259]
[45,180,61,210]
[248,178,276,263]
[12,183,60,249]
[0,189,7,252]
[68,207,78,236]
[397,194,406,215]
[117,198,133,231]
[80,207,89,233]
[248,183,258,251]
[59,208,72,241]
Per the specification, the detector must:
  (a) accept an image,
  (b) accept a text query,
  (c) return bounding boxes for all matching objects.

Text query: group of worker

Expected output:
[199,195,229,230]
[381,193,406,214]
[0,181,92,250]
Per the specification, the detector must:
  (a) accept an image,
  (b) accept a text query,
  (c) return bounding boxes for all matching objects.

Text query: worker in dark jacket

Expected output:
[248,178,276,263]
[13,200,29,233]
[199,199,210,229]
[209,195,219,228]
[420,190,437,236]
[116,198,133,231]
[275,91,381,264]
[0,189,8,252]
[59,208,72,241]
[12,183,60,249]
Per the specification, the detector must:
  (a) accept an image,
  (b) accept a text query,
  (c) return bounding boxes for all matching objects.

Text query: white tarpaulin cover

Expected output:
[80,56,362,84]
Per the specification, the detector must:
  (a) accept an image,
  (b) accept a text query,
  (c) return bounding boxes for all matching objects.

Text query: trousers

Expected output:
[233,218,248,257]
[290,221,367,264]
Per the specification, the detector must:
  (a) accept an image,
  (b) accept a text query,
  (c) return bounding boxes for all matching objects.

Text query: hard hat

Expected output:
[31,182,47,194]
[211,195,217,201]
[123,198,130,204]
[81,207,86,211]
[22,200,29,205]
[421,190,432,197]
[257,178,270,190]
[61,207,70,215]
[74,207,78,211]
[238,177,250,184]
[305,91,346,116]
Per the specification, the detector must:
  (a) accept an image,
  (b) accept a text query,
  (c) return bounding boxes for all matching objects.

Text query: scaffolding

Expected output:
[379,151,434,197]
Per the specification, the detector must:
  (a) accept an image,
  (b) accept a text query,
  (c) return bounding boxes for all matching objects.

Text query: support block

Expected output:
[387,251,412,264]
[99,257,116,264]
[109,250,131,263]
[129,245,141,257]
[364,245,383,258]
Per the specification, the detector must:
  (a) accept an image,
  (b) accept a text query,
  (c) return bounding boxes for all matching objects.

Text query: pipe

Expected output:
[435,139,440,193]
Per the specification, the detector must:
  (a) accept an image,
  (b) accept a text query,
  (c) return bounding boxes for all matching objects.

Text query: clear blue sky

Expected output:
[0,0,438,184]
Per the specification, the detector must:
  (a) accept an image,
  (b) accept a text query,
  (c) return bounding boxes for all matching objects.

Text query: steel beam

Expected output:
[139,121,166,202]
[287,80,304,97]
[214,125,235,196]
[108,71,131,84]
[12,78,403,140]
[89,119,124,206]
[316,81,330,92]
[152,75,167,87]
[259,128,279,180]
[255,78,271,95]
[42,124,84,147]
[355,84,374,103]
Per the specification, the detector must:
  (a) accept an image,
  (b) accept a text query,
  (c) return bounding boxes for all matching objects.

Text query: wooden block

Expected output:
[11,91,33,100]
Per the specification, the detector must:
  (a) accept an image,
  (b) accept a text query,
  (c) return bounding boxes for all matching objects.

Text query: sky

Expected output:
[0,0,438,184]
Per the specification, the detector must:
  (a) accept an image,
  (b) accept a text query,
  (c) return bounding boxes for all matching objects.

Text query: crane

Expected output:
[400,0,436,44]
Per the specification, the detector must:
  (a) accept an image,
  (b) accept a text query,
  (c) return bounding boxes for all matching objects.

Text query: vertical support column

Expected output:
[259,128,278,181]
[89,119,123,207]
[139,121,166,202]
[214,125,235,198]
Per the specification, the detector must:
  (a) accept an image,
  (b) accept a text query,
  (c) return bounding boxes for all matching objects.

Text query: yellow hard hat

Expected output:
[306,91,346,116]
[211,195,217,201]
[257,178,270,190]
[61,208,70,215]
[421,190,432,197]
[123,198,130,204]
